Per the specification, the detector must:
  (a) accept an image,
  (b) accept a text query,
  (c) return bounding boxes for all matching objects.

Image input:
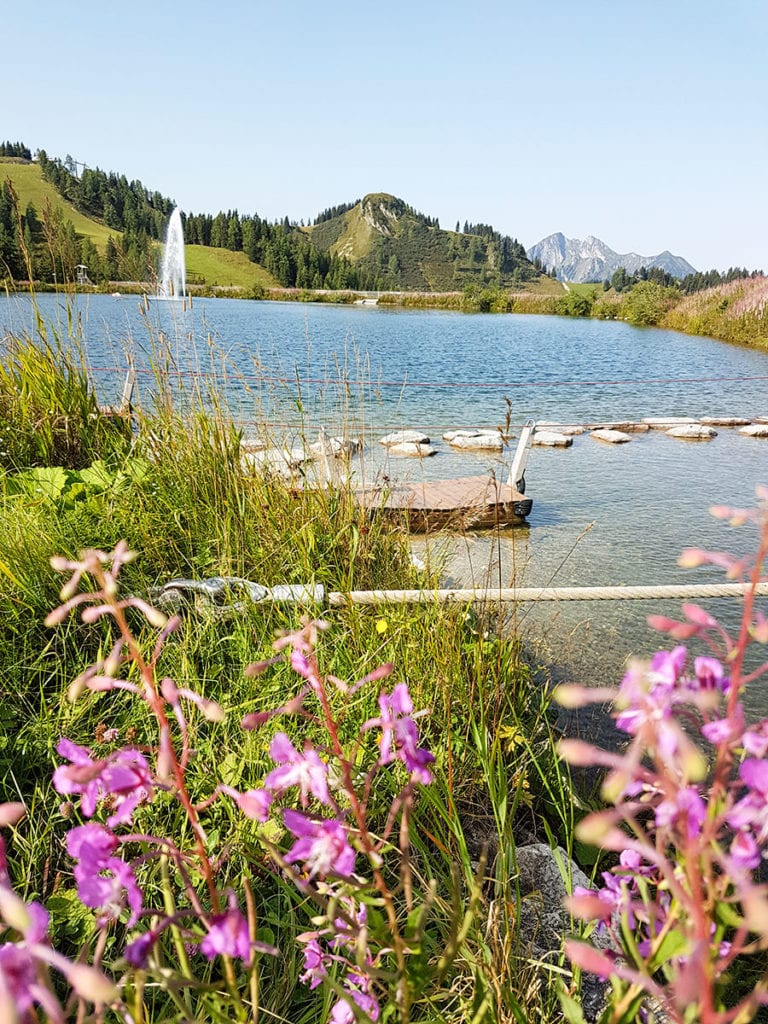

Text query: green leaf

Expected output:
[7,466,69,500]
[559,990,588,1024]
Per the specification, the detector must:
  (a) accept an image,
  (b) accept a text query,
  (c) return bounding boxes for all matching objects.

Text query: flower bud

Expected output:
[0,803,25,828]
[0,887,31,934]
[66,963,118,1004]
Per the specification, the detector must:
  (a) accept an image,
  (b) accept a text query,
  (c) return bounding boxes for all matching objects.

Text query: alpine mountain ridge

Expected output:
[527,232,696,283]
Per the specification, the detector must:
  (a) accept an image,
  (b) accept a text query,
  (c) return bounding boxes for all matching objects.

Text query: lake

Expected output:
[3,293,768,711]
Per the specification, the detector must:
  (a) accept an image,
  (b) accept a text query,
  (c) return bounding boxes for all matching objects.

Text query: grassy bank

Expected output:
[0,304,588,1023]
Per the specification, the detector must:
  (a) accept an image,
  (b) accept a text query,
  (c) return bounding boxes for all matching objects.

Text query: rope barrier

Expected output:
[325,582,768,606]
[84,365,768,391]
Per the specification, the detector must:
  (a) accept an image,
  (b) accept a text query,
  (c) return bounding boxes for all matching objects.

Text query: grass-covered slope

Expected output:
[309,193,545,292]
[0,159,279,290]
[0,160,116,248]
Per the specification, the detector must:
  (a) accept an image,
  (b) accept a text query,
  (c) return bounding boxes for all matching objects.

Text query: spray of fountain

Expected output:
[158,207,186,299]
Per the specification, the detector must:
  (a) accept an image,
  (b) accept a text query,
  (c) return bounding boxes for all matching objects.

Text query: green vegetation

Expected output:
[309,193,546,292]
[0,297,596,1022]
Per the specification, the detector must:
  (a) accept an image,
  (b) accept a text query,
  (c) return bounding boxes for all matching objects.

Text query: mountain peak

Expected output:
[527,233,696,282]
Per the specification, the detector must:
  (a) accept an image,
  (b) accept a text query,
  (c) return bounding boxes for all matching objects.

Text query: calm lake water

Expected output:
[3,293,768,712]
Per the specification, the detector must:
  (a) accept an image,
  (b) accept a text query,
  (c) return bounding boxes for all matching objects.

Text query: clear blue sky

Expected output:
[5,0,766,271]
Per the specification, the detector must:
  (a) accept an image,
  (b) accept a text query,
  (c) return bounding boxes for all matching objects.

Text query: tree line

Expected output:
[0,141,32,160]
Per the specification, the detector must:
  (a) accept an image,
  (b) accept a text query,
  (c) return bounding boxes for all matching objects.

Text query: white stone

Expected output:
[666,425,718,440]
[448,433,505,451]
[642,416,699,429]
[243,446,310,478]
[309,436,362,458]
[386,442,437,457]
[536,422,586,435]
[442,429,481,441]
[379,430,430,447]
[591,428,632,444]
[700,416,751,426]
[592,421,650,433]
[532,431,573,448]
[739,424,768,437]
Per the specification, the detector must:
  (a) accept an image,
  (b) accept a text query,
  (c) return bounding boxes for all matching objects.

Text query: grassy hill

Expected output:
[0,159,279,290]
[0,159,115,248]
[185,245,277,291]
[308,193,547,292]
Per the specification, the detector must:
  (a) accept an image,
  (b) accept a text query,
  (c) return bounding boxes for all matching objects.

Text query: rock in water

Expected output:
[590,428,632,444]
[379,430,430,446]
[666,425,717,441]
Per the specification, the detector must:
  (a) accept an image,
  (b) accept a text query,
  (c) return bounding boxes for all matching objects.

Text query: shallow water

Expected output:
[3,293,768,711]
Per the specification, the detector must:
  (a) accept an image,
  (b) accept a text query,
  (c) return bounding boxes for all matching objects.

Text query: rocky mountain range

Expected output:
[527,232,696,283]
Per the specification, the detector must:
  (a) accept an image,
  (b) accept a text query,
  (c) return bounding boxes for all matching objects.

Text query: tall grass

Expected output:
[0,295,587,1022]
[0,322,130,470]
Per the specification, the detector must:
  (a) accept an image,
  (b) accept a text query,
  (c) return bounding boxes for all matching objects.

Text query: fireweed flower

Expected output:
[283,809,356,879]
[366,683,435,784]
[329,970,381,1023]
[53,738,154,826]
[265,733,331,806]
[66,823,143,926]
[655,785,707,840]
[299,938,328,989]
[200,903,252,962]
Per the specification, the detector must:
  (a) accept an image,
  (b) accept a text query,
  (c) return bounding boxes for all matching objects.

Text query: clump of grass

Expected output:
[0,325,130,471]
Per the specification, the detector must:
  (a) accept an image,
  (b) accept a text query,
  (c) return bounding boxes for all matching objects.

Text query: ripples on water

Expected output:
[3,294,768,710]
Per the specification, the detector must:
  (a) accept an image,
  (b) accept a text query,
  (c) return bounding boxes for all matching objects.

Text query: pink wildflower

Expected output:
[53,738,154,826]
[265,733,330,806]
[66,823,142,926]
[200,902,252,962]
[366,683,435,784]
[283,809,356,879]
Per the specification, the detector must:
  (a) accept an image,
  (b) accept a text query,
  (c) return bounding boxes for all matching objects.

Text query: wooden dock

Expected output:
[356,474,532,532]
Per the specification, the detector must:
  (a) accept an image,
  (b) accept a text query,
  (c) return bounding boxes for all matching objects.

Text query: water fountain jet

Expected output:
[158,207,186,299]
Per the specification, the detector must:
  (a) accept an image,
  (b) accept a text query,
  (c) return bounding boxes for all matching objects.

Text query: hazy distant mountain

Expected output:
[527,232,696,283]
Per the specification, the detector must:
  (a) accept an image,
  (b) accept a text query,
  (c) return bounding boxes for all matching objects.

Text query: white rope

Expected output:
[327,582,768,606]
